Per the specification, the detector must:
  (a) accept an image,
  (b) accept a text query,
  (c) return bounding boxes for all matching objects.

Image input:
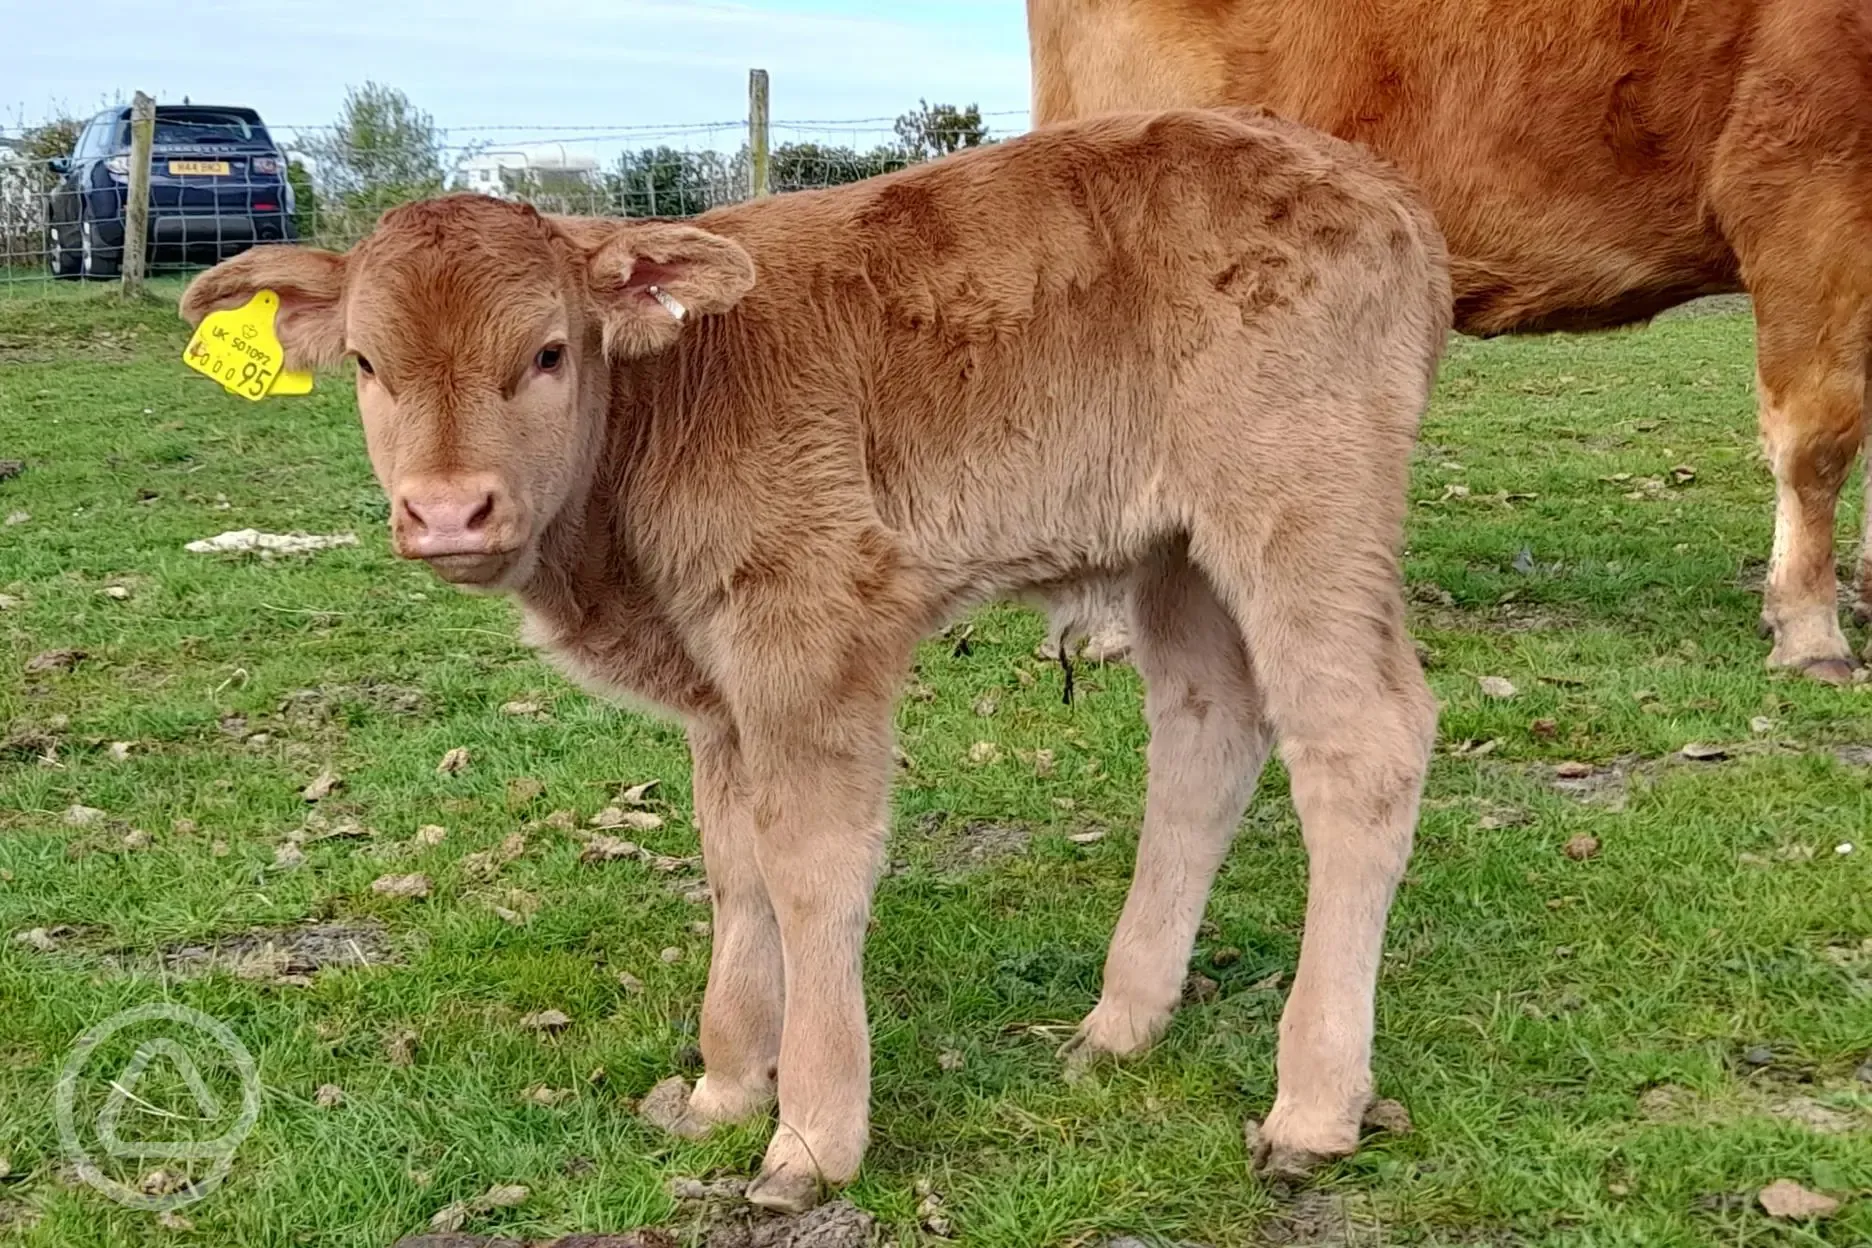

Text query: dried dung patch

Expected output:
[1548,756,1647,810]
[276,680,427,725]
[663,1183,877,1248]
[1637,1081,1869,1134]
[1407,588,1583,636]
[395,1234,673,1248]
[930,819,1032,872]
[132,921,401,979]
[1262,1191,1385,1247]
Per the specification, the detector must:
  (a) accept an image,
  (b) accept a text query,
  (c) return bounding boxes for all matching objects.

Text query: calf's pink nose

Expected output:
[395,476,505,558]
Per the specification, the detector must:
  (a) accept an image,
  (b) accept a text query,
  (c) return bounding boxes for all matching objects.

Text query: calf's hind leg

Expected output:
[1064,540,1272,1062]
[1194,500,1436,1178]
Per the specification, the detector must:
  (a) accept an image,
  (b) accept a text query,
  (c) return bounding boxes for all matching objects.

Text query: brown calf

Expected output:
[1029,0,1872,683]
[181,107,1451,1209]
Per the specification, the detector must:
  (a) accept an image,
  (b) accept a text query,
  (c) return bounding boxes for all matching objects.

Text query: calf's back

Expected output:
[608,107,1451,621]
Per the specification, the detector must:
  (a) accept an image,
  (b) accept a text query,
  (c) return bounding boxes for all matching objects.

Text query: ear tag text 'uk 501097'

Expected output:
[182,290,314,401]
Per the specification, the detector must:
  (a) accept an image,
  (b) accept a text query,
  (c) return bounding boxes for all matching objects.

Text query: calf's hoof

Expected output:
[746,1122,862,1215]
[1246,1109,1358,1186]
[746,1164,825,1214]
[1058,999,1169,1069]
[1250,1136,1339,1187]
[687,1072,775,1129]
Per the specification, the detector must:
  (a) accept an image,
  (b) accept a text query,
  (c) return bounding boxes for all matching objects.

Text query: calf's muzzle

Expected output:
[392,473,520,583]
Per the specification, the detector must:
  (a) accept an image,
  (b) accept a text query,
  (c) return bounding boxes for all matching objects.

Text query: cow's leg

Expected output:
[1195,509,1435,1181]
[720,574,915,1213]
[1714,91,1872,680]
[1062,541,1271,1062]
[680,719,784,1132]
[1857,390,1872,628]
[1750,292,1868,682]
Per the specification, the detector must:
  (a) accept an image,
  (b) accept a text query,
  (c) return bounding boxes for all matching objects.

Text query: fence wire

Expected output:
[0,110,1023,299]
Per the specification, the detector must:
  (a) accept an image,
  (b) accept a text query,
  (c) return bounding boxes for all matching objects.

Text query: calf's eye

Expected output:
[535,345,564,372]
[355,355,375,377]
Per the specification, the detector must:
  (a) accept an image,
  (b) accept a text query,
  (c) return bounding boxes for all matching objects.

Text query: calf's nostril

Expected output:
[466,493,496,532]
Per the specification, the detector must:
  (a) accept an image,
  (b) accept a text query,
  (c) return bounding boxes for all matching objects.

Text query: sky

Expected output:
[3,0,1036,152]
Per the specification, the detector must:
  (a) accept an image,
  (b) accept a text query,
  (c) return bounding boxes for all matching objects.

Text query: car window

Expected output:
[131,110,263,145]
[76,120,106,158]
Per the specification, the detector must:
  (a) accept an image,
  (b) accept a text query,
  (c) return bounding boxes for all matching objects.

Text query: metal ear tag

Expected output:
[647,284,687,322]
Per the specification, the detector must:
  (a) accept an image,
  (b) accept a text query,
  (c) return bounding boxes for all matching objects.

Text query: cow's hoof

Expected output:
[746,1165,823,1214]
[1796,657,1859,686]
[1765,639,1859,685]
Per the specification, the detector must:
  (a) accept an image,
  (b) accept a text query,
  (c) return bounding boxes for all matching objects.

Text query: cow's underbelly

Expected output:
[1393,157,1742,334]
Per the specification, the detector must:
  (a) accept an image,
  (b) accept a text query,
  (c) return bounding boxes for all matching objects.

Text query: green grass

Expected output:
[1,288,1868,1247]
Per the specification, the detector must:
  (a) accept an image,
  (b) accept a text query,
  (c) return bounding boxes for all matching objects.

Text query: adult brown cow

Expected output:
[1029,0,1872,683]
[180,108,1450,1207]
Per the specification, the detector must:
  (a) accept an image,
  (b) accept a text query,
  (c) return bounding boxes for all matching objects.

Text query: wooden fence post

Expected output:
[748,69,771,199]
[121,91,155,296]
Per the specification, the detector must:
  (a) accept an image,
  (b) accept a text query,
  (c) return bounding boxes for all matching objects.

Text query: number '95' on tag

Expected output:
[182,290,314,401]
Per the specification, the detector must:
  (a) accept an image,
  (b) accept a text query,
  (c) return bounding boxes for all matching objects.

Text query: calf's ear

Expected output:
[180,245,348,371]
[562,219,756,359]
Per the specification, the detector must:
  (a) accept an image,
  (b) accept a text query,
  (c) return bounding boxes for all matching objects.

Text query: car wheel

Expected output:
[80,216,120,280]
[47,223,80,279]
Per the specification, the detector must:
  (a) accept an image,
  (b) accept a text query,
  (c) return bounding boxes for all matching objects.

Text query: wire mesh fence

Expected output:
[0,90,1026,301]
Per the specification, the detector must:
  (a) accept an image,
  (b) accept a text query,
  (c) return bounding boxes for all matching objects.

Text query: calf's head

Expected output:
[180,195,755,589]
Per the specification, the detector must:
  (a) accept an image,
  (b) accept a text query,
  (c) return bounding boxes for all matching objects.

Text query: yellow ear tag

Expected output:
[182,290,314,401]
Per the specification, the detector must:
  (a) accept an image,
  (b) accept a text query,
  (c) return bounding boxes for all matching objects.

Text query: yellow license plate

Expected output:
[168,160,230,176]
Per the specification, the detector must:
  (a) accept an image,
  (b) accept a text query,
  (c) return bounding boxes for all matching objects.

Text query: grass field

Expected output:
[1,282,1869,1248]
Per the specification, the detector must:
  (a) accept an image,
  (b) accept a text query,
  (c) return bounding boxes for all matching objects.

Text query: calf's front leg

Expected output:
[682,719,785,1133]
[737,705,895,1213]
[711,573,912,1212]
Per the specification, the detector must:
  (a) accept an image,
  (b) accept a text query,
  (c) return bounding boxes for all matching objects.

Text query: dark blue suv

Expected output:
[47,104,296,279]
